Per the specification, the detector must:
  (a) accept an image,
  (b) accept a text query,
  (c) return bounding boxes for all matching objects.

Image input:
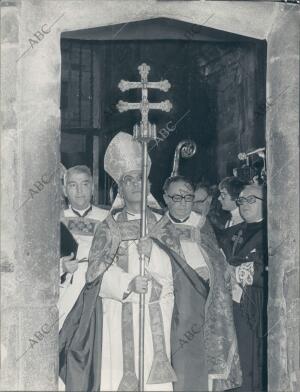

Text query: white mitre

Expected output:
[104,131,151,183]
[104,131,160,210]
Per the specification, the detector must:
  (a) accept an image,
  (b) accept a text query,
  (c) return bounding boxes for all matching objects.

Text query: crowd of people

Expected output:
[58,132,268,392]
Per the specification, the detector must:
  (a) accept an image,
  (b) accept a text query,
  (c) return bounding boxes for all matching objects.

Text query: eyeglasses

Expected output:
[167,194,195,202]
[236,195,263,205]
[122,175,142,186]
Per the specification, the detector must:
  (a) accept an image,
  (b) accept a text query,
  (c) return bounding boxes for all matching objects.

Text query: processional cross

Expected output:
[117,64,172,392]
[117,63,172,141]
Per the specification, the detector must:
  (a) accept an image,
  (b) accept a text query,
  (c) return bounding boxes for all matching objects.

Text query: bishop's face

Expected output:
[119,170,149,206]
[164,180,195,221]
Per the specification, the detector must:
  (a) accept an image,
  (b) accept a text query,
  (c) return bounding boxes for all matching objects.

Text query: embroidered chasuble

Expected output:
[59,205,108,329]
[59,209,242,392]
[99,210,175,391]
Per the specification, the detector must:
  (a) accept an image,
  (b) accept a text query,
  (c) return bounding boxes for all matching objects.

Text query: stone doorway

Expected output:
[60,18,267,206]
[1,1,299,391]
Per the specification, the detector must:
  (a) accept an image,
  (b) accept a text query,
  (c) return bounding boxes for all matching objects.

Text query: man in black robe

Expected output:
[219,184,268,392]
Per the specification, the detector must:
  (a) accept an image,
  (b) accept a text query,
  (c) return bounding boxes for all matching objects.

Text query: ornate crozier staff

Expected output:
[116,63,172,391]
[171,139,197,177]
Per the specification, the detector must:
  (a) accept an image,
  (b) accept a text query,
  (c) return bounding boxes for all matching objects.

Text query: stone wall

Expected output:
[1,1,60,389]
[0,1,299,390]
[266,7,300,391]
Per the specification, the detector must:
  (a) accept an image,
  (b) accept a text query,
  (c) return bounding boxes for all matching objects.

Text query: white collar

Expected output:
[167,211,202,227]
[70,204,92,215]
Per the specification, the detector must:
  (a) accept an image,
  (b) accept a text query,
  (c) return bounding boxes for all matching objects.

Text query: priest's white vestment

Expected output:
[99,211,174,391]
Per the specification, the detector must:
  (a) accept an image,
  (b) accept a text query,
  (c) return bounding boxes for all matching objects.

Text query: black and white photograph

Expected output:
[1,1,299,391]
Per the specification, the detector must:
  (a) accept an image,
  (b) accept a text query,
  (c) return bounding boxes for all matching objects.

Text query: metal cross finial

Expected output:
[116,63,172,142]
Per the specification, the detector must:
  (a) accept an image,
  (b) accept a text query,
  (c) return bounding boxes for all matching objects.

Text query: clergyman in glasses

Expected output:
[161,175,242,391]
[219,184,267,392]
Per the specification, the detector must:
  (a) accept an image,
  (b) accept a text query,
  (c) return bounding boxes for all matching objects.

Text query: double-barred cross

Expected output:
[117,63,172,141]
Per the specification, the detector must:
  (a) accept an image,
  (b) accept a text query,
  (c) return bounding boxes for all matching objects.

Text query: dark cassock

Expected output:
[213,207,244,244]
[59,133,241,392]
[219,219,268,391]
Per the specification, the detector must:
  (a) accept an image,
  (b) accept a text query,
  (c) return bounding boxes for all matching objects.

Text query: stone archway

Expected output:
[1,1,299,390]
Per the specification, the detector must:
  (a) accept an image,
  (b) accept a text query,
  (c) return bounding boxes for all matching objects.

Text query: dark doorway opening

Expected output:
[60,18,266,206]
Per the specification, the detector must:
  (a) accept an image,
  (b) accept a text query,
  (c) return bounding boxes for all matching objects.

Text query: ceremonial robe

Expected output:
[98,210,175,391]
[59,209,242,392]
[155,212,242,392]
[59,205,108,329]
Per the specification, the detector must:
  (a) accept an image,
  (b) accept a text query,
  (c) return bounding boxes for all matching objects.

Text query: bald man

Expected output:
[220,184,267,391]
